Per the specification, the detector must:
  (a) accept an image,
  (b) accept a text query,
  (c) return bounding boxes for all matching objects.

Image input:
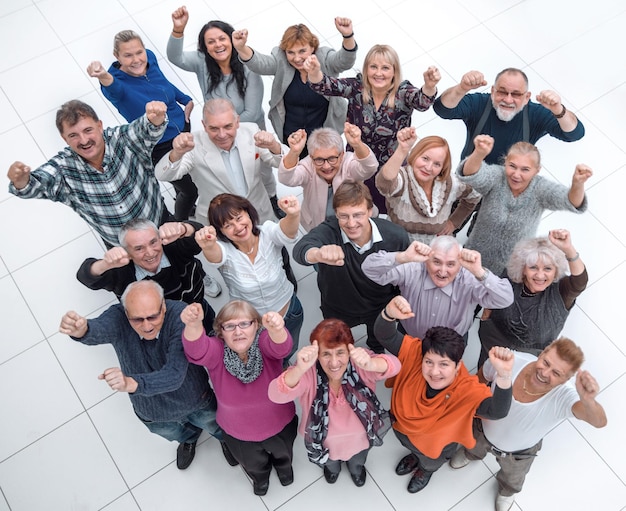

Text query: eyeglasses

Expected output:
[336,212,367,222]
[494,88,527,99]
[127,302,164,325]
[221,320,256,332]
[312,155,340,166]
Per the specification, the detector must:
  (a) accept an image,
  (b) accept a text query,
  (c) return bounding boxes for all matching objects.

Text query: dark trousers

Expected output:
[324,448,370,477]
[223,415,298,487]
[394,429,458,473]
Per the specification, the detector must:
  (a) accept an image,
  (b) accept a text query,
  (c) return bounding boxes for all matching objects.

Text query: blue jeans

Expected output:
[283,294,303,364]
[138,393,222,444]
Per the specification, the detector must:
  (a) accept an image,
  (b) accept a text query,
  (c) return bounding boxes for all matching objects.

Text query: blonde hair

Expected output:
[213,300,262,338]
[362,45,402,108]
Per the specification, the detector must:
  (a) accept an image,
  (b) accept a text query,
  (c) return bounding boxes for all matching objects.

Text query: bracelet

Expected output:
[179,222,188,238]
[381,307,397,322]
[554,104,567,119]
[566,252,580,262]
[342,32,354,39]
[172,30,184,35]
[476,267,490,282]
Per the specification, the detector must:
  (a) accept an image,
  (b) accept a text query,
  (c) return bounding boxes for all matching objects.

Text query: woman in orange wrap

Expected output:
[374,295,514,494]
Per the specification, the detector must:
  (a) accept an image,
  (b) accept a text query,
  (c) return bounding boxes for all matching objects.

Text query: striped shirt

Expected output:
[10,114,167,246]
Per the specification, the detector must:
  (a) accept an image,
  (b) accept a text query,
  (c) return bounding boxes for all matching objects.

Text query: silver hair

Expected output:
[120,280,164,309]
[307,127,344,155]
[506,236,569,283]
[118,218,159,248]
[203,98,236,117]
[429,235,462,253]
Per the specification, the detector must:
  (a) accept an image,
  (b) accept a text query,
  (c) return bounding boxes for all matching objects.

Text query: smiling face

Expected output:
[203,108,239,150]
[528,347,574,391]
[124,227,163,274]
[491,71,531,122]
[366,54,394,92]
[115,38,148,77]
[311,147,344,183]
[221,316,258,359]
[411,146,447,186]
[335,201,373,247]
[504,152,540,196]
[124,288,166,341]
[317,342,350,384]
[220,209,254,245]
[285,42,315,70]
[422,350,458,390]
[425,245,461,288]
[203,27,233,64]
[61,116,105,167]
[523,257,557,293]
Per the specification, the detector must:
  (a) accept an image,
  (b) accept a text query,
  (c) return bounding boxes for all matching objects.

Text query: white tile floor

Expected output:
[0,0,625,510]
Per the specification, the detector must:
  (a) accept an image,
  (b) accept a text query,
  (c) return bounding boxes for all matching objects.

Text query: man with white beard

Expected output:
[433,67,584,164]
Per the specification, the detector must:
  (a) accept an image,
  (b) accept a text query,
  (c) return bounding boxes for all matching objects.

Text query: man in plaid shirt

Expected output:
[7,99,172,247]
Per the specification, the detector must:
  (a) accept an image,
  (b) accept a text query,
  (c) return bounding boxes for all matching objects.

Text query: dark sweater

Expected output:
[293,217,409,320]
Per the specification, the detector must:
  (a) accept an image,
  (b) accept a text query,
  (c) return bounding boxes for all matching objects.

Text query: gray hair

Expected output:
[118,218,159,248]
[203,98,236,117]
[494,67,529,88]
[506,236,569,283]
[307,127,344,155]
[429,235,462,254]
[120,280,164,309]
[113,30,144,56]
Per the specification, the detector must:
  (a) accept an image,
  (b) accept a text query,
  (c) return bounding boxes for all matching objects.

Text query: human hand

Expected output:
[232,29,248,51]
[572,164,592,185]
[548,229,574,254]
[254,130,278,149]
[98,367,137,393]
[460,70,487,91]
[437,220,455,236]
[180,302,204,327]
[172,132,195,154]
[195,226,218,250]
[59,311,88,338]
[286,129,307,154]
[396,127,418,153]
[536,90,562,114]
[262,311,285,332]
[396,240,431,264]
[7,161,32,190]
[102,246,131,268]
[472,134,494,159]
[575,370,600,401]
[315,244,345,266]
[303,55,321,75]
[488,346,514,377]
[159,222,187,244]
[86,61,108,80]
[384,295,415,320]
[348,344,375,370]
[334,17,353,37]
[343,122,362,147]
[279,195,300,216]
[146,101,168,126]
[423,65,441,90]
[296,340,319,371]
[458,248,483,276]
[171,5,189,32]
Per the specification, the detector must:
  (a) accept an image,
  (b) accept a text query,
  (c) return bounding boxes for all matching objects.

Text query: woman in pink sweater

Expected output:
[269,318,400,487]
[181,300,296,496]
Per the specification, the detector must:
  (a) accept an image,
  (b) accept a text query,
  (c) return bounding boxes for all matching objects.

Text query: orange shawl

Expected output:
[390,335,492,459]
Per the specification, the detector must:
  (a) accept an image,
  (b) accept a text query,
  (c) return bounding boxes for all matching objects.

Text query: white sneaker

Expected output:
[449,448,471,469]
[203,275,222,298]
[495,493,515,511]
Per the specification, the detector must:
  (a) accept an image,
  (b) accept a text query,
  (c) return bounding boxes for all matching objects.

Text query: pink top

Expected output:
[268,352,400,461]
[183,329,295,441]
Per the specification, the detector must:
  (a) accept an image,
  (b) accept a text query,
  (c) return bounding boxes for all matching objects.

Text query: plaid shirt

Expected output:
[10,114,167,246]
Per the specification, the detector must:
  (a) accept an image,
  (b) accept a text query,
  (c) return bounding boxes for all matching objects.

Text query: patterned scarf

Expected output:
[223,330,264,383]
[304,359,392,466]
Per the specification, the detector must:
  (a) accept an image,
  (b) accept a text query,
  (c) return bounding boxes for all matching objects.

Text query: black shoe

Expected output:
[395,453,419,475]
[253,480,269,496]
[271,195,286,219]
[220,441,239,466]
[407,468,433,493]
[177,442,197,470]
[350,467,367,487]
[277,467,294,486]
[323,465,339,484]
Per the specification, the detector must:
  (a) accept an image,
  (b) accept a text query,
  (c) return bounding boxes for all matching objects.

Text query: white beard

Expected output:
[493,101,521,122]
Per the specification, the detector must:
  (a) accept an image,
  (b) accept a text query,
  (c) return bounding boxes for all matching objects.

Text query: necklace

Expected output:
[241,239,257,255]
[521,284,538,298]
[522,373,549,396]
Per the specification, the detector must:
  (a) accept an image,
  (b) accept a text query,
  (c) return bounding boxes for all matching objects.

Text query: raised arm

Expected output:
[379,127,418,182]
[549,229,585,277]
[7,161,32,190]
[195,226,223,263]
[86,61,114,87]
[461,135,494,176]
[572,370,607,428]
[180,302,205,341]
[536,90,580,134]
[438,70,487,108]
[262,311,288,344]
[568,164,592,208]
[343,122,372,160]
[232,28,253,61]
[283,341,319,388]
[282,129,307,170]
[277,195,301,239]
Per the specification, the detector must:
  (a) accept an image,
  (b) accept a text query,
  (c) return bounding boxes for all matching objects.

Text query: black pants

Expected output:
[223,415,298,487]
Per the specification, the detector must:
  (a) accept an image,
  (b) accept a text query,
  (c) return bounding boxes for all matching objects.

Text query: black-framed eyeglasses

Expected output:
[126,302,165,325]
[494,88,527,99]
[312,155,340,166]
[221,320,256,332]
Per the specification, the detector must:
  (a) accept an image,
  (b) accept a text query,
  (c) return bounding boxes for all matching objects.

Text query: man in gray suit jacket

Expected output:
[155,98,286,225]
